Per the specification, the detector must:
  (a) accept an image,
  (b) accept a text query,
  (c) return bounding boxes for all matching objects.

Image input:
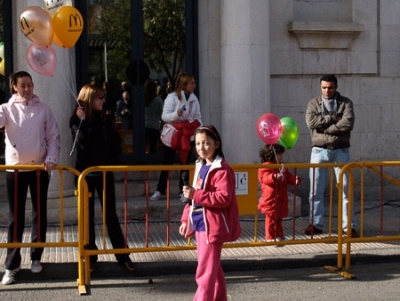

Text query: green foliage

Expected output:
[96,0,185,83]
[143,0,186,82]
[95,0,132,80]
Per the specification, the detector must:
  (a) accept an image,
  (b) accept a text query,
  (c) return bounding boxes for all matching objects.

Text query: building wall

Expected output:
[10,1,400,198]
[199,0,400,200]
[199,0,270,164]
[270,0,400,164]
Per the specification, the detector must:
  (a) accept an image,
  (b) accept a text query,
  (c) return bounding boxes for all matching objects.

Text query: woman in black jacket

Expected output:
[70,84,133,271]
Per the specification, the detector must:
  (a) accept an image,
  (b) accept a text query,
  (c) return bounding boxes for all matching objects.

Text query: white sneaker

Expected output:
[31,260,43,273]
[2,267,20,285]
[150,191,161,201]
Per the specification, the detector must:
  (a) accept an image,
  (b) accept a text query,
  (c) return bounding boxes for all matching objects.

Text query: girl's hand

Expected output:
[183,185,195,199]
[179,223,187,236]
[44,162,56,172]
[76,106,85,120]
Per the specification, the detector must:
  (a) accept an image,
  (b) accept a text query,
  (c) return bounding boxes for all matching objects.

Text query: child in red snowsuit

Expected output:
[258,144,301,241]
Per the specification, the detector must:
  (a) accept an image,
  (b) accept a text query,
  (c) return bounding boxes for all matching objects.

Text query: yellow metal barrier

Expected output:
[0,164,80,247]
[0,165,81,275]
[3,162,398,293]
[332,161,400,278]
[76,162,349,293]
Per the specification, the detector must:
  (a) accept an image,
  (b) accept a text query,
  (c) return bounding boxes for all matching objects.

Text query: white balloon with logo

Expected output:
[43,0,73,17]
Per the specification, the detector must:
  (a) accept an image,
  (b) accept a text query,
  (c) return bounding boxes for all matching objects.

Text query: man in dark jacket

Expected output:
[304,74,358,237]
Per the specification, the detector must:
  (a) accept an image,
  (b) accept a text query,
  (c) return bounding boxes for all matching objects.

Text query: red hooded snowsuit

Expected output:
[258,162,301,240]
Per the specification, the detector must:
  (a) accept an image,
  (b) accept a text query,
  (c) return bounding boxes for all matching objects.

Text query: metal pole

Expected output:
[104,41,108,82]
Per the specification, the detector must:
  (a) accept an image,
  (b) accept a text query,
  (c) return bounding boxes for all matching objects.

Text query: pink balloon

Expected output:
[26,43,57,77]
[256,113,282,145]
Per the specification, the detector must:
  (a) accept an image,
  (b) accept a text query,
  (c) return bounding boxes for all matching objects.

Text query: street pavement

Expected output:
[0,166,399,299]
[1,221,400,300]
[1,260,400,300]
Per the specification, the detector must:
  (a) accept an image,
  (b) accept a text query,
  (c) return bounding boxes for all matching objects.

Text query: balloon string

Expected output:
[271,145,285,180]
[68,48,77,88]
[279,163,285,180]
[52,48,78,105]
[57,60,79,106]
[69,119,82,156]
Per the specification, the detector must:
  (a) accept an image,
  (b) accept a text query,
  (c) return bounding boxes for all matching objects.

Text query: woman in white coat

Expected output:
[150,72,202,201]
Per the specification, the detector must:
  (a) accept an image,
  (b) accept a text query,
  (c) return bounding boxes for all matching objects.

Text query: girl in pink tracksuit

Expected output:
[179,125,241,301]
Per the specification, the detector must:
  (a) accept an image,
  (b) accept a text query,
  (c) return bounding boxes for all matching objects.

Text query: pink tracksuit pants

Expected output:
[193,231,227,301]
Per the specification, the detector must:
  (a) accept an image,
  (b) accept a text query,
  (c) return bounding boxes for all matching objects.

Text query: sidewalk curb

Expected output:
[7,248,400,283]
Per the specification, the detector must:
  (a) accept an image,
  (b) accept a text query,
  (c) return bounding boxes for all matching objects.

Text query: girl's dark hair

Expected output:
[259,144,285,163]
[9,71,32,95]
[195,125,224,163]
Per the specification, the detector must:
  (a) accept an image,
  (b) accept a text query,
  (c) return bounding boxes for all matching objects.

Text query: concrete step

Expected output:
[0,170,302,226]
[0,194,186,226]
[0,170,184,226]
[113,171,182,197]
[0,190,185,227]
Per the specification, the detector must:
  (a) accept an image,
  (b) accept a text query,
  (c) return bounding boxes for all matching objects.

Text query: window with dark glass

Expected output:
[84,0,189,164]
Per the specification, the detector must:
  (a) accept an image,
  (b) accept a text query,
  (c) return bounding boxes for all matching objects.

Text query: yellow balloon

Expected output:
[19,6,54,47]
[53,6,84,49]
[52,31,64,48]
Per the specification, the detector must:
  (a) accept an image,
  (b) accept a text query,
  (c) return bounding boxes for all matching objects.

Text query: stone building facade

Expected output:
[10,0,400,199]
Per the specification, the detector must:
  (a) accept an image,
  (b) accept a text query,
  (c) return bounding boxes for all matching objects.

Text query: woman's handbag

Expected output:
[160,123,177,147]
[160,100,197,147]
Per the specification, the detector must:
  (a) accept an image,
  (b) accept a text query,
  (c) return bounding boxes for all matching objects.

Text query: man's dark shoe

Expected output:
[303,224,323,235]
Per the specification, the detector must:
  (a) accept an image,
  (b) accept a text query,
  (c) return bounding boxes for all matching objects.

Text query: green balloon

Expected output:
[279,117,299,149]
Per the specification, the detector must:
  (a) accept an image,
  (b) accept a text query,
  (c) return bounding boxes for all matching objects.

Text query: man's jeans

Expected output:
[309,147,355,231]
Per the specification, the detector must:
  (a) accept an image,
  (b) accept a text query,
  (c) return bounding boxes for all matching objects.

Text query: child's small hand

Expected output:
[179,223,187,236]
[295,176,300,185]
[274,173,283,181]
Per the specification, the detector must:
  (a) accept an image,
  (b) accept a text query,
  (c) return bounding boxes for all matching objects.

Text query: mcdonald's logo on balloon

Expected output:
[69,14,83,27]
[19,6,54,47]
[53,6,84,48]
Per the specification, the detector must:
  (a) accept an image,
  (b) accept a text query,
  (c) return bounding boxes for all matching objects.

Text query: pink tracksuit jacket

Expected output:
[0,94,60,166]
